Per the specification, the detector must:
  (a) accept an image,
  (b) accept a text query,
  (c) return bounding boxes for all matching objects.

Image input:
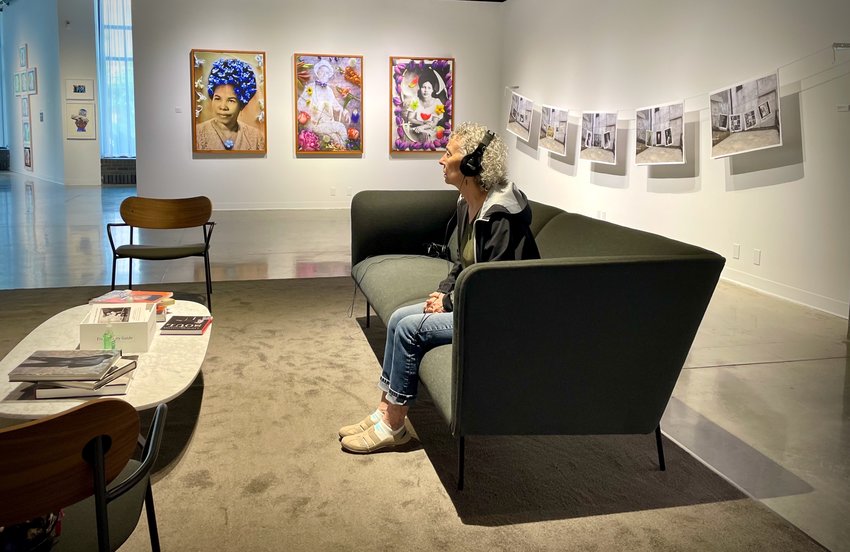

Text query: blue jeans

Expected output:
[378,302,453,405]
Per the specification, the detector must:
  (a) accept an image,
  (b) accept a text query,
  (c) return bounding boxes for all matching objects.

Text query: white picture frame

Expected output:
[65,79,95,100]
[65,102,97,140]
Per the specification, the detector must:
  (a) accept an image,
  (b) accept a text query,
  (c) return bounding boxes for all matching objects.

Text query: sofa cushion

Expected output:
[352,254,453,324]
[535,212,706,259]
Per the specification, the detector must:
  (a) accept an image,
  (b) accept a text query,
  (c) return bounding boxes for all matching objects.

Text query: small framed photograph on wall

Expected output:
[22,121,31,145]
[191,49,267,153]
[19,44,27,68]
[27,68,38,94]
[294,53,363,155]
[24,146,33,170]
[66,79,95,100]
[390,57,454,153]
[65,102,97,139]
[14,74,21,96]
[22,97,29,118]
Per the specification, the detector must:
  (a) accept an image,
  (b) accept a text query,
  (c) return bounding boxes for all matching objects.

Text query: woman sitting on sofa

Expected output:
[339,122,540,453]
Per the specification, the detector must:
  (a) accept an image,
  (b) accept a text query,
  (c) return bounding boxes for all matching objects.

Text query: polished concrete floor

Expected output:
[1,172,848,551]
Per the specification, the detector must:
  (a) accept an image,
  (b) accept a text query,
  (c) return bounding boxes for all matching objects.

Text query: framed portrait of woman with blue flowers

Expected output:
[191,49,267,154]
[390,57,454,153]
[294,53,363,155]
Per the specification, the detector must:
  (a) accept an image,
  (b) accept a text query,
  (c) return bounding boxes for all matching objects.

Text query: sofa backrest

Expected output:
[534,211,708,259]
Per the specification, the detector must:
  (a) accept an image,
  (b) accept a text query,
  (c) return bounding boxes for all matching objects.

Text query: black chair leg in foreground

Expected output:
[656,424,667,471]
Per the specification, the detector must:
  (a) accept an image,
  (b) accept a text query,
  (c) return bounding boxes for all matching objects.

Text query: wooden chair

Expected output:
[107,196,215,311]
[0,399,168,552]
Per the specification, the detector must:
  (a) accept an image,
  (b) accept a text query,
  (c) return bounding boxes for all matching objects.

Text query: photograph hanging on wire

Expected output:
[538,105,569,156]
[635,101,685,165]
[579,112,618,165]
[191,49,267,154]
[390,57,454,153]
[709,72,781,158]
[294,53,363,155]
[506,91,534,142]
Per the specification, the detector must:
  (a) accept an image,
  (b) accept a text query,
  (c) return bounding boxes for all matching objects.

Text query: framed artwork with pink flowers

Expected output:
[190,49,267,154]
[294,53,363,155]
[390,57,454,153]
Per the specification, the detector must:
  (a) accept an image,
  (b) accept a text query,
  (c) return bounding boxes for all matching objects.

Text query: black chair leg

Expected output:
[128,258,133,290]
[92,437,111,552]
[111,258,117,290]
[365,302,371,328]
[204,254,213,312]
[457,435,465,491]
[655,425,666,471]
[145,481,161,552]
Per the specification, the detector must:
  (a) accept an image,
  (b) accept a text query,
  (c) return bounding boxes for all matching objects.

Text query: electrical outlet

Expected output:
[330,187,336,197]
[733,243,741,259]
[753,249,762,266]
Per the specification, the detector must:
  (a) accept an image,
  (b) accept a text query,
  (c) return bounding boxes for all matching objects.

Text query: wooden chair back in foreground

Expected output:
[0,399,168,552]
[107,195,215,311]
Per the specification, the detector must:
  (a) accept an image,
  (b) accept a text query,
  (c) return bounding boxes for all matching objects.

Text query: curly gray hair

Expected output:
[451,122,508,192]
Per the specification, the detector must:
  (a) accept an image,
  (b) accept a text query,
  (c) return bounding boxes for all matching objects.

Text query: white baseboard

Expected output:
[721,267,849,319]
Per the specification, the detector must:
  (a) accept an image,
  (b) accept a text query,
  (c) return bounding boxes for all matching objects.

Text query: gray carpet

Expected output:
[0,279,826,551]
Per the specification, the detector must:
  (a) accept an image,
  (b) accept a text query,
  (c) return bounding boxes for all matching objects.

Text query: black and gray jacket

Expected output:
[437,181,540,311]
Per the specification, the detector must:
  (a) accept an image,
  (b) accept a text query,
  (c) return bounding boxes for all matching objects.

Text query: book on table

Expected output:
[160,315,213,335]
[89,289,173,304]
[36,357,138,390]
[8,350,122,382]
[35,370,136,399]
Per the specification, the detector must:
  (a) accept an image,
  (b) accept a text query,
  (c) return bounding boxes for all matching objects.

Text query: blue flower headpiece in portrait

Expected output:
[207,58,258,106]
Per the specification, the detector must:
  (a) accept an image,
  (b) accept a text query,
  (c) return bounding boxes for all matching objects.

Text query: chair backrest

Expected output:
[0,399,139,526]
[120,196,212,229]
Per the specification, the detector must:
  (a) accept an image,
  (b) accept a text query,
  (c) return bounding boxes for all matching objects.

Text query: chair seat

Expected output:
[115,243,207,260]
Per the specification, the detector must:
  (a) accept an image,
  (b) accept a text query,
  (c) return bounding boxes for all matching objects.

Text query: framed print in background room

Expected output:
[294,53,363,155]
[390,57,454,153]
[22,121,31,145]
[65,79,95,100]
[26,68,37,94]
[538,104,569,156]
[634,101,685,165]
[14,73,21,96]
[65,102,97,140]
[190,49,267,154]
[22,97,29,118]
[506,91,534,142]
[19,44,27,68]
[23,146,32,170]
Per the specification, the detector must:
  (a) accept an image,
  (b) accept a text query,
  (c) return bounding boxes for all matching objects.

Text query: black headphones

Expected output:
[460,130,495,177]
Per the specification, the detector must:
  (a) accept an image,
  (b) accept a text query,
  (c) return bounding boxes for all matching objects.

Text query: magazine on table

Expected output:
[89,290,173,304]
[35,370,135,399]
[160,315,213,335]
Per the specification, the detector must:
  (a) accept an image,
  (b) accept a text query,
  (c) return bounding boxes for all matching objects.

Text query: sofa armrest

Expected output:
[351,190,459,267]
[450,254,725,437]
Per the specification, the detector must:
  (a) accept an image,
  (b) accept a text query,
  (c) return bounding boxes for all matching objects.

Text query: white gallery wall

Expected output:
[499,0,850,316]
[1,0,64,182]
[132,0,504,209]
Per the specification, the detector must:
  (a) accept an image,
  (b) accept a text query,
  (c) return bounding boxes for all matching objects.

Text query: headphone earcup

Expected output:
[460,153,480,177]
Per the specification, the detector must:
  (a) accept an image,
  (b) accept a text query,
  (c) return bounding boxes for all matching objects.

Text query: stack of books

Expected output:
[7,349,137,399]
[89,289,175,322]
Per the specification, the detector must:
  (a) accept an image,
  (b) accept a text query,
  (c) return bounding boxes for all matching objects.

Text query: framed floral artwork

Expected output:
[190,49,267,154]
[294,53,363,155]
[390,57,454,153]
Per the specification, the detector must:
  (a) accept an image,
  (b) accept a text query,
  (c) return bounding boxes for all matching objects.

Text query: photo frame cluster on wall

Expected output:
[65,79,97,140]
[508,71,781,167]
[188,51,457,156]
[15,43,36,171]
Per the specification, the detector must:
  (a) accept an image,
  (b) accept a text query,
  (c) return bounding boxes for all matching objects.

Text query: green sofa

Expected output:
[351,190,725,489]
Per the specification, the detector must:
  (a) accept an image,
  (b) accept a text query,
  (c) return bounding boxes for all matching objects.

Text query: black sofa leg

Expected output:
[655,425,666,471]
[366,302,371,328]
[457,436,465,491]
